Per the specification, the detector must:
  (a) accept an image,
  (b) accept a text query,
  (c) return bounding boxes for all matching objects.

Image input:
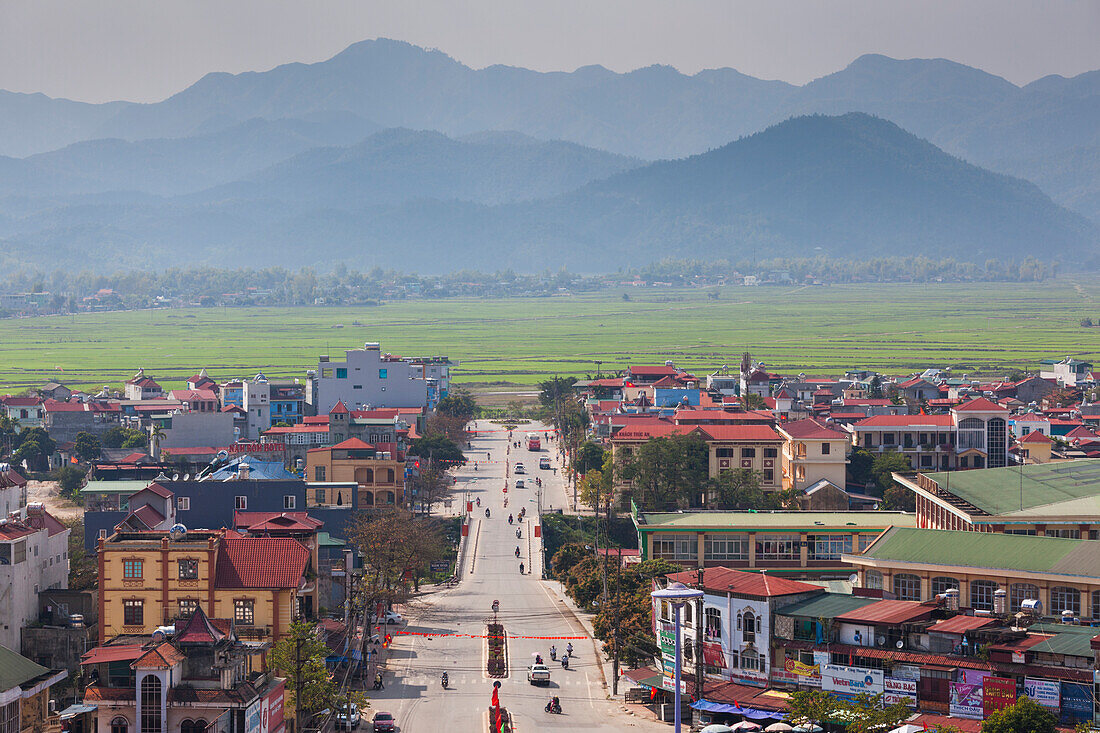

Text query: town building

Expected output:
[0,463,27,517]
[305,342,453,414]
[42,399,123,443]
[776,419,850,492]
[268,381,305,425]
[81,607,286,733]
[305,438,405,507]
[0,505,71,652]
[0,644,68,733]
[123,370,163,401]
[1040,357,1093,388]
[896,458,1100,535]
[95,528,311,643]
[167,390,219,413]
[1,396,44,429]
[632,508,915,579]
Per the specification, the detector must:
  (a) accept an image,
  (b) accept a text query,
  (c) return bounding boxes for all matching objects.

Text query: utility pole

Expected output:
[611,543,622,695]
[694,568,705,702]
[294,634,303,733]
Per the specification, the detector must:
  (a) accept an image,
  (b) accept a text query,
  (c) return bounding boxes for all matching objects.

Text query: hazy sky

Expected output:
[2,0,1098,103]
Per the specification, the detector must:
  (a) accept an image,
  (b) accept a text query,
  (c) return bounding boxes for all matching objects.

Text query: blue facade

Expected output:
[653,388,701,408]
[83,478,355,551]
[221,385,244,408]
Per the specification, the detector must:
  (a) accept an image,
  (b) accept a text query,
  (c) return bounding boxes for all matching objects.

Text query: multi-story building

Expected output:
[896,458,1100,535]
[305,342,454,414]
[777,419,850,492]
[1,396,44,429]
[81,607,286,733]
[240,374,271,441]
[849,397,1010,471]
[123,369,163,401]
[0,505,71,651]
[96,528,311,644]
[306,438,405,507]
[1040,357,1093,388]
[269,381,305,425]
[167,390,219,413]
[0,644,67,733]
[632,507,915,579]
[0,463,27,517]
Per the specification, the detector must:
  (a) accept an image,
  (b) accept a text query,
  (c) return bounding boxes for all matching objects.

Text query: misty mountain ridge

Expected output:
[0,113,1093,274]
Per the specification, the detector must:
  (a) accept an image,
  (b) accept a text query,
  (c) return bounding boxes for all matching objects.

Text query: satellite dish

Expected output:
[876,635,886,646]
[182,473,190,481]
[172,473,180,481]
[848,573,859,585]
[896,640,904,649]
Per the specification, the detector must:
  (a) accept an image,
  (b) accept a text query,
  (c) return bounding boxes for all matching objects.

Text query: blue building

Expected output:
[270,382,306,425]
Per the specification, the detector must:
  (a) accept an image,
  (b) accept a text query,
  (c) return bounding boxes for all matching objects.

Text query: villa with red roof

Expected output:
[777,418,850,492]
[123,368,164,400]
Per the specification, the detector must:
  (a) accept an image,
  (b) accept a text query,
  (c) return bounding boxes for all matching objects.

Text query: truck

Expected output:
[539,457,551,470]
[526,433,541,451]
[527,664,551,686]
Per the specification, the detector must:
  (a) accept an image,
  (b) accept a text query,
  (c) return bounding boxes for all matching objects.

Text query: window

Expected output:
[284,495,296,509]
[314,466,326,482]
[123,559,143,579]
[111,718,129,733]
[1051,586,1081,616]
[123,599,144,626]
[652,534,698,561]
[140,676,162,733]
[316,489,326,504]
[177,497,190,511]
[1004,528,1037,535]
[809,534,852,561]
[1045,528,1080,539]
[1093,591,1100,619]
[764,447,778,458]
[353,385,362,390]
[920,455,933,468]
[335,368,347,379]
[658,601,670,622]
[931,577,960,597]
[893,573,922,601]
[756,534,799,561]
[865,569,883,590]
[740,649,763,671]
[739,610,760,642]
[234,599,255,625]
[704,608,722,638]
[857,534,877,551]
[795,466,806,481]
[1010,583,1039,612]
[796,442,807,458]
[763,469,774,483]
[13,540,26,564]
[235,496,247,510]
[379,369,388,378]
[821,443,831,455]
[970,580,998,611]
[741,448,756,458]
[883,433,896,445]
[704,534,748,561]
[178,599,198,618]
[716,448,734,458]
[178,558,198,580]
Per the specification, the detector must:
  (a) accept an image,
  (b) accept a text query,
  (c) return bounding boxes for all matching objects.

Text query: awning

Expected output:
[691,700,786,721]
[622,666,664,689]
[59,704,97,720]
[81,645,144,665]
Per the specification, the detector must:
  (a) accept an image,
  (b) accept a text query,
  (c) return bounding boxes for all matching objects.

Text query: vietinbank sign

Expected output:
[822,665,884,695]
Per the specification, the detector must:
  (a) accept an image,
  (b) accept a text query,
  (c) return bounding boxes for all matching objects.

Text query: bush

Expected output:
[53,465,87,499]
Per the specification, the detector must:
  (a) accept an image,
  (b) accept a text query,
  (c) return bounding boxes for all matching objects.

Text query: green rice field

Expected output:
[2,282,1099,393]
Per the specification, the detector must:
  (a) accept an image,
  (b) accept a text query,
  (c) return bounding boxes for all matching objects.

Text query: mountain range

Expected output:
[0,39,1098,271]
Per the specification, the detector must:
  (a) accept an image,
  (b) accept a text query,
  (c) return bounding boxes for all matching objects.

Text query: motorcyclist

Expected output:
[508,514,514,524]
[535,654,543,665]
[515,546,521,557]
[561,654,569,669]
[485,508,490,518]
[474,462,478,471]
[566,642,574,656]
[519,562,525,574]
[549,645,557,661]
[441,672,448,688]
[544,696,561,714]
[487,451,491,460]
[516,528,521,539]
[476,497,481,507]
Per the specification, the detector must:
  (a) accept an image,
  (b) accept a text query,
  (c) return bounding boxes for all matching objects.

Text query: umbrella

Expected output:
[792,726,823,733]
[731,723,762,732]
[887,726,926,733]
[764,725,794,732]
[700,726,734,733]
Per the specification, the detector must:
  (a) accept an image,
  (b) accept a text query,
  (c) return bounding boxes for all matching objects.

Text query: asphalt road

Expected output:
[370,421,654,732]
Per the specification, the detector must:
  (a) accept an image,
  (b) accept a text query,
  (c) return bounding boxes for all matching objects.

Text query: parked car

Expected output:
[372,712,395,732]
[371,611,403,625]
[514,463,525,474]
[539,457,551,470]
[527,664,551,686]
[336,704,360,730]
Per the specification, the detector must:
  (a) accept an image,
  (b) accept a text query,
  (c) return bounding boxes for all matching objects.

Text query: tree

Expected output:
[423,413,469,444]
[871,452,913,494]
[787,690,841,732]
[619,433,710,510]
[980,696,1056,733]
[74,432,101,462]
[710,468,770,509]
[350,507,449,596]
[435,391,478,421]
[848,447,874,487]
[840,693,912,733]
[407,433,465,465]
[411,461,454,516]
[867,374,883,398]
[740,392,765,410]
[270,620,364,729]
[550,542,591,579]
[577,469,612,514]
[53,465,86,498]
[537,375,579,408]
[101,426,146,449]
[576,441,606,474]
[882,482,916,511]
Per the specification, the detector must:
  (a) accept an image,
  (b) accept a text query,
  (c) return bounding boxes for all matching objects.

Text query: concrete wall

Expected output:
[21,625,92,674]
[161,412,236,449]
[309,347,428,413]
[0,526,69,651]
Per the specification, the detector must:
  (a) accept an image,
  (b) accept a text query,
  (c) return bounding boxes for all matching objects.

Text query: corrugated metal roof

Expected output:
[0,644,51,692]
[927,615,996,635]
[776,593,879,619]
[921,458,1100,516]
[835,600,933,624]
[81,645,145,665]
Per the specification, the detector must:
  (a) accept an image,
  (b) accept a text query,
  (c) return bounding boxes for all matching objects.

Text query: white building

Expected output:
[0,504,71,651]
[123,368,164,400]
[241,373,271,440]
[0,463,28,518]
[305,342,454,415]
[654,568,823,687]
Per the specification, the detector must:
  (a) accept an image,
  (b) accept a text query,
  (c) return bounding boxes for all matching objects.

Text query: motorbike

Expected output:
[485,508,490,518]
[549,646,557,661]
[508,514,514,525]
[561,655,569,669]
[515,547,521,558]
[545,698,562,714]
[476,497,481,507]
[516,528,521,539]
[519,563,525,574]
[441,673,448,689]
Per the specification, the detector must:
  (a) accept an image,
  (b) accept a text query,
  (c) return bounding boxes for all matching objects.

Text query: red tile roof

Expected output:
[43,399,85,413]
[329,400,349,414]
[175,606,227,644]
[169,389,218,401]
[954,397,1008,412]
[843,399,895,406]
[2,396,41,407]
[128,504,165,529]
[666,567,821,597]
[780,418,848,440]
[82,687,135,702]
[697,424,782,441]
[927,615,996,635]
[214,535,310,589]
[133,643,186,669]
[81,644,145,665]
[330,437,374,450]
[24,505,67,536]
[1017,430,1052,444]
[303,416,329,425]
[234,511,323,533]
[586,378,625,388]
[855,414,955,427]
[0,466,27,489]
[835,600,933,624]
[141,483,174,499]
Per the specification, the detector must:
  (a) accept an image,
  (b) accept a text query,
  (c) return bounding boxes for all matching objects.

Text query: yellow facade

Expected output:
[306,448,404,507]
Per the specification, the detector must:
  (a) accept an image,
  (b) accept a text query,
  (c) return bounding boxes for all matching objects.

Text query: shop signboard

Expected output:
[822,665,884,696]
[981,677,1016,717]
[883,677,916,707]
[1023,677,1060,711]
[1059,682,1091,725]
[949,682,983,719]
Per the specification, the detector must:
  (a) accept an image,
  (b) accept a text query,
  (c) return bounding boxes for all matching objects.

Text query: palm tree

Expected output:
[151,424,166,460]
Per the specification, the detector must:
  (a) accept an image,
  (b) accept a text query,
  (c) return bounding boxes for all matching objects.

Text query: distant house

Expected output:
[777,418,850,492]
[38,382,72,401]
[897,377,939,402]
[0,462,28,516]
[1040,357,1093,388]
[123,368,163,400]
[1,395,44,429]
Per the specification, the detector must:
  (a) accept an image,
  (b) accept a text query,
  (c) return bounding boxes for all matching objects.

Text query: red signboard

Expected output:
[227,442,285,453]
[266,679,285,733]
[983,676,1017,717]
[702,642,725,668]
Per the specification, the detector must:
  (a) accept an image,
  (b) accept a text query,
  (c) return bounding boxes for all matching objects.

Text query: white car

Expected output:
[514,464,525,474]
[372,611,403,625]
[336,704,360,730]
[527,664,551,685]
[515,480,525,489]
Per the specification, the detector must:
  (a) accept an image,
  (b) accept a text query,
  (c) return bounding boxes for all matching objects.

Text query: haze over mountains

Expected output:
[0,39,1097,272]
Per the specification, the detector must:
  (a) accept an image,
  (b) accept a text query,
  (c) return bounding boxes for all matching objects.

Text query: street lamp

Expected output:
[651,582,704,733]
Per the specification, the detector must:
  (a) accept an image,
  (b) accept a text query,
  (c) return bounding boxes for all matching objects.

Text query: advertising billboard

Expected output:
[982,677,1016,717]
[949,682,983,719]
[822,665,884,696]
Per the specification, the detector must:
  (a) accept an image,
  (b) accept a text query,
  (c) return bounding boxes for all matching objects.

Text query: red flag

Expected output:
[649,687,657,700]
[491,687,499,707]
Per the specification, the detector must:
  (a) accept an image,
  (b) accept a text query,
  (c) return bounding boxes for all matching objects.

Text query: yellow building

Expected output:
[97,529,310,644]
[1016,430,1054,464]
[306,438,405,507]
[777,418,850,492]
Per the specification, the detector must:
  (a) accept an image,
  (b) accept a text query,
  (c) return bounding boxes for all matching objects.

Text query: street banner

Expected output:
[822,664,884,696]
[949,683,983,719]
[1024,677,1060,711]
[883,677,917,707]
[1060,682,1092,725]
[982,677,1016,717]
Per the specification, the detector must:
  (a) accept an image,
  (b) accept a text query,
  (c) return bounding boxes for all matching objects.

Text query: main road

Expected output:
[369,420,659,731]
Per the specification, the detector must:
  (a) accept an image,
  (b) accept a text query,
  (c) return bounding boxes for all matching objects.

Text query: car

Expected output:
[371,611,403,625]
[539,457,551,470]
[336,704,360,730]
[527,663,551,686]
[372,712,395,732]
[515,480,525,489]
[514,463,525,474]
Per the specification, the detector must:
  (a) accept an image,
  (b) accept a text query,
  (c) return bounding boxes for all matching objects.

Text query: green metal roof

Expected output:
[317,532,345,547]
[81,479,150,495]
[854,527,1100,578]
[635,511,914,530]
[775,593,878,619]
[0,643,51,693]
[1024,623,1098,658]
[920,459,1100,517]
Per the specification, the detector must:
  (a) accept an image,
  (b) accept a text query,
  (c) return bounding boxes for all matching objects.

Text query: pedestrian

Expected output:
[374,672,384,690]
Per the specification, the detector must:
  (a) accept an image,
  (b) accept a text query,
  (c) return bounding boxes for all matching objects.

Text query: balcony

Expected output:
[235,625,272,641]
